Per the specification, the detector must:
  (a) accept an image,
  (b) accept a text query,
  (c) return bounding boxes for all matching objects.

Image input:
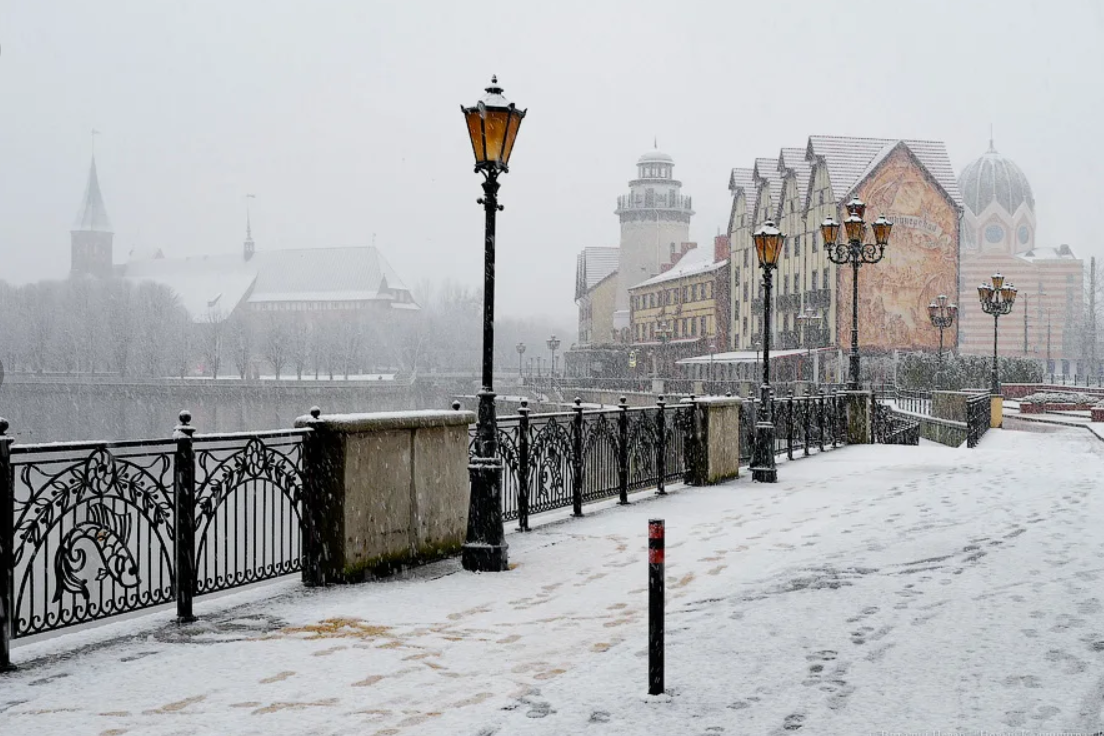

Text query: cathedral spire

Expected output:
[988,123,996,153]
[244,194,256,260]
[72,156,113,233]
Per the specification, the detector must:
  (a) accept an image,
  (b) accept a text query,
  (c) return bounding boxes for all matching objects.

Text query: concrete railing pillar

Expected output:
[845,391,872,445]
[681,396,743,484]
[295,409,476,582]
[990,395,1003,429]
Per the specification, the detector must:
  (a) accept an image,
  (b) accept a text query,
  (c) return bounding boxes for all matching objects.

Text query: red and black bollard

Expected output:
[648,518,665,695]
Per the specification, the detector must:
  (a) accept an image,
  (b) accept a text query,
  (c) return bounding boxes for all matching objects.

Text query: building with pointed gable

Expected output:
[68,157,419,323]
[726,135,962,380]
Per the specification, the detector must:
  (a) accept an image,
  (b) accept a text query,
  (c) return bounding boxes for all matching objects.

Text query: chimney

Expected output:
[714,234,731,262]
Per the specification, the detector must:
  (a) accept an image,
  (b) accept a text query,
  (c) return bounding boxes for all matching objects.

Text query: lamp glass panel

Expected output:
[501,109,523,166]
[481,107,510,164]
[991,273,1005,290]
[464,110,485,163]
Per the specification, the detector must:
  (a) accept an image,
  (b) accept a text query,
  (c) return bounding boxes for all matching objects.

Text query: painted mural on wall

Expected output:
[837,146,959,352]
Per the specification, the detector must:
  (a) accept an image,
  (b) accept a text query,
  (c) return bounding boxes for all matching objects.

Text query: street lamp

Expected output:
[460,75,526,572]
[823,197,893,390]
[546,334,561,385]
[927,294,958,387]
[751,219,783,483]
[978,272,1017,395]
[655,320,672,378]
[516,342,526,379]
[796,307,819,385]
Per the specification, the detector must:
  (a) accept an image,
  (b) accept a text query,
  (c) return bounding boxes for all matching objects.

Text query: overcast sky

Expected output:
[2,0,1102,326]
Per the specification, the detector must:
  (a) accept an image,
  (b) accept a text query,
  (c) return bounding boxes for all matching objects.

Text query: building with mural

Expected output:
[726,135,962,379]
[957,139,1083,374]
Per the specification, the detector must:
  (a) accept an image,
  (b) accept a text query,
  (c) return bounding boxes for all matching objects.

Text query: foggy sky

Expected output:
[2,0,1102,328]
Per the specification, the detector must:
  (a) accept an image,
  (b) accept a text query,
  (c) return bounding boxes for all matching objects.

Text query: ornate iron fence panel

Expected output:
[665,404,690,482]
[581,412,620,504]
[191,430,308,596]
[626,408,660,490]
[526,414,574,515]
[10,439,177,638]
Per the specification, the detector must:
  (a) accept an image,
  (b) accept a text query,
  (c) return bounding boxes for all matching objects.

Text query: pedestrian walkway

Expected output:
[3,428,1103,735]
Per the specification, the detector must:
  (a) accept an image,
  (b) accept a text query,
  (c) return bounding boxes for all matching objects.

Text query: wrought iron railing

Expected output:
[738,393,848,463]
[471,399,691,529]
[966,393,990,448]
[873,401,920,445]
[0,413,307,668]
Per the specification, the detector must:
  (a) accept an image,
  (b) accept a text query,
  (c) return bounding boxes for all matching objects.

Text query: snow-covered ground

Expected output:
[3,428,1104,735]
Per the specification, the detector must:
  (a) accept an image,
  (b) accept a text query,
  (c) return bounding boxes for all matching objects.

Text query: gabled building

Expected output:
[728,136,962,377]
[68,157,419,322]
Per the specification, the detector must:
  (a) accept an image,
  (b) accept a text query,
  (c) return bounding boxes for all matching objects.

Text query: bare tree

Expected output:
[199,309,225,378]
[288,315,311,380]
[262,315,290,379]
[224,312,253,379]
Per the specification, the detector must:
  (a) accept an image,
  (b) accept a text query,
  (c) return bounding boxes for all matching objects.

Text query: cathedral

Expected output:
[68,156,419,322]
[957,139,1082,373]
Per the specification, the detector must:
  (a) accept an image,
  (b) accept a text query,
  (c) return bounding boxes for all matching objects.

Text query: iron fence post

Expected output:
[787,396,794,460]
[301,407,326,586]
[802,397,811,457]
[518,399,532,530]
[817,390,826,452]
[656,396,667,495]
[571,398,584,517]
[173,410,197,624]
[618,397,629,505]
[0,419,14,671]
[835,393,843,447]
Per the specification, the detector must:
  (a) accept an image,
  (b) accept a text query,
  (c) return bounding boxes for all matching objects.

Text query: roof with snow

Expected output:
[631,246,726,289]
[1017,244,1079,262]
[123,246,418,322]
[807,136,962,208]
[72,158,113,232]
[575,247,620,301]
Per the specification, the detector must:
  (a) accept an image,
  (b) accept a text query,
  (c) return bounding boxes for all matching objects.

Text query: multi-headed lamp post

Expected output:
[460,76,525,572]
[978,273,1017,396]
[750,220,783,483]
[546,335,561,382]
[516,342,526,378]
[822,197,893,390]
[927,294,958,386]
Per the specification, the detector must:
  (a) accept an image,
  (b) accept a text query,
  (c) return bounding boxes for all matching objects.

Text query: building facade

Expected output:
[957,140,1083,372]
[728,136,962,366]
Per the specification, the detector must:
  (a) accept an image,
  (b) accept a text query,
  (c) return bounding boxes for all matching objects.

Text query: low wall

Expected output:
[296,409,475,581]
[1002,383,1104,400]
[683,397,742,485]
[918,415,967,447]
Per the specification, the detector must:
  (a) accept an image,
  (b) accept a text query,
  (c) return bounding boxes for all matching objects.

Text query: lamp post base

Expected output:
[750,420,777,483]
[462,456,510,572]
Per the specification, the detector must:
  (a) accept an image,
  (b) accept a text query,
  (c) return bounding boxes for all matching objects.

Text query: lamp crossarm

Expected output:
[824,240,885,267]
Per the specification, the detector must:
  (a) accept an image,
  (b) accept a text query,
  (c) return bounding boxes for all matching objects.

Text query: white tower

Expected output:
[613,149,694,329]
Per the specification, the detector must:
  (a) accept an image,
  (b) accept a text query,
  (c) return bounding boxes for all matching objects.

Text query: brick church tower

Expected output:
[70,157,114,277]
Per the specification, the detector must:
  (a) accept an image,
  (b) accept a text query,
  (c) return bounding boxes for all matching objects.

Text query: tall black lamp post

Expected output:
[655,321,672,379]
[460,76,525,572]
[750,220,783,483]
[707,334,717,395]
[546,335,560,386]
[516,342,526,379]
[796,307,819,384]
[978,272,1017,395]
[927,294,957,387]
[822,197,893,390]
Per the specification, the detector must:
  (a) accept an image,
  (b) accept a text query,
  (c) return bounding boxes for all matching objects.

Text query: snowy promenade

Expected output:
[3,428,1104,735]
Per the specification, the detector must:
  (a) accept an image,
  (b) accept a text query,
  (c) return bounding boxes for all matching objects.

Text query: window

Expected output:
[690,318,697,337]
[793,273,800,293]
[784,238,790,259]
[794,235,801,257]
[783,314,789,332]
[742,283,749,301]
[743,249,749,267]
[684,285,690,302]
[823,270,829,289]
[783,277,789,295]
[985,224,1005,243]
[812,270,818,292]
[742,317,748,335]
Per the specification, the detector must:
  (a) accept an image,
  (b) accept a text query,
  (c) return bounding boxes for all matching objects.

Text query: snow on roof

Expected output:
[677,348,811,364]
[632,247,725,289]
[575,247,620,300]
[807,136,963,208]
[122,245,417,321]
[71,157,113,232]
[728,168,757,216]
[1017,244,1080,262]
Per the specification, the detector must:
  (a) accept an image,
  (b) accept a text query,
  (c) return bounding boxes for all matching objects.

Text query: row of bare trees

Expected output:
[0,276,571,381]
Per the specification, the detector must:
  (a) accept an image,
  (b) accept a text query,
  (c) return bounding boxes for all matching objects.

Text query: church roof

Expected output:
[958,141,1035,215]
[807,136,963,208]
[123,245,417,322]
[72,157,113,232]
[728,168,757,218]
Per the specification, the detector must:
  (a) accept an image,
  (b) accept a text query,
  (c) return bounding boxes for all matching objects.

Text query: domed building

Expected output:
[957,139,1083,376]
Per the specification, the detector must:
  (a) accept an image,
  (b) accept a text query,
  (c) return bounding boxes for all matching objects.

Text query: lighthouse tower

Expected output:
[612,148,694,329]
